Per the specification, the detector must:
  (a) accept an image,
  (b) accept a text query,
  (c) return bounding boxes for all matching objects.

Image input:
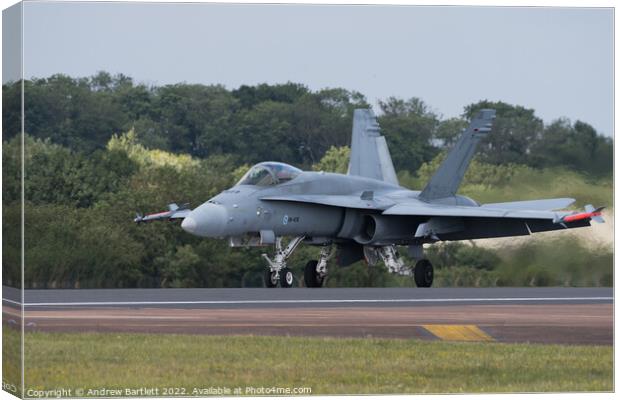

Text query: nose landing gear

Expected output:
[280,267,294,288]
[262,237,333,288]
[264,269,279,288]
[262,236,305,288]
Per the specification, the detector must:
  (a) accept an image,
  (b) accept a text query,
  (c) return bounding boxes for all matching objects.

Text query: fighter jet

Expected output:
[135,109,604,288]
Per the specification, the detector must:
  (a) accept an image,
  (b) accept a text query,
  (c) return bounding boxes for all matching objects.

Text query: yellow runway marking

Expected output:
[423,325,494,342]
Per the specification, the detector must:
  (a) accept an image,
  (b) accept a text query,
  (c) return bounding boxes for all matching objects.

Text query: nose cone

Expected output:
[180,217,197,233]
[181,203,228,237]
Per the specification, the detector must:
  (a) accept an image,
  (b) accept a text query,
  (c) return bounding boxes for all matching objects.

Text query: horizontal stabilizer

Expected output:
[482,198,575,211]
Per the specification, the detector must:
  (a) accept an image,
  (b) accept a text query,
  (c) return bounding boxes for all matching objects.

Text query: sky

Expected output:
[4,2,614,136]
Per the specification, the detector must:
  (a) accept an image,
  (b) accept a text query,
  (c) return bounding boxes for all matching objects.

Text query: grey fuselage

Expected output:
[180,171,477,246]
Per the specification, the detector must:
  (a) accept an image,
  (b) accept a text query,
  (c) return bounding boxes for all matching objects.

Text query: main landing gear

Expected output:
[413,259,433,288]
[262,239,433,288]
[262,237,332,288]
[304,245,332,288]
[369,246,434,288]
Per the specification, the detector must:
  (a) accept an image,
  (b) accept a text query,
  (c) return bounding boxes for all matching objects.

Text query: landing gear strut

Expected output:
[372,245,434,288]
[304,244,332,288]
[377,246,411,276]
[262,236,304,288]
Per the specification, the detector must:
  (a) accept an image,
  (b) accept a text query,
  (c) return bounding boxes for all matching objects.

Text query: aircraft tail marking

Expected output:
[419,109,496,201]
[347,109,399,185]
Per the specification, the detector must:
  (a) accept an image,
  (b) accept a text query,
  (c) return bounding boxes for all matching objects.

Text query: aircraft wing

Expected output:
[382,202,568,219]
[260,194,395,210]
[261,194,597,223]
[383,201,604,224]
[481,198,575,211]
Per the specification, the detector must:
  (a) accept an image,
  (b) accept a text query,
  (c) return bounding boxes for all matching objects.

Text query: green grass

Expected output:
[2,325,21,397]
[13,328,613,395]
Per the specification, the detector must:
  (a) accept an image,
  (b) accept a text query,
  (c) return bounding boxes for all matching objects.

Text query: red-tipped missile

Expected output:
[560,205,605,223]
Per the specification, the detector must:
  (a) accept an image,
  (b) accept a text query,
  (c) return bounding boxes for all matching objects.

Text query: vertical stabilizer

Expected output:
[348,109,399,185]
[419,109,496,201]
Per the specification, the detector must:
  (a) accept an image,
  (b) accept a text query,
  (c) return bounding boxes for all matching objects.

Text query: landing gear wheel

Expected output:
[264,269,278,288]
[414,259,434,288]
[279,267,294,288]
[304,260,324,288]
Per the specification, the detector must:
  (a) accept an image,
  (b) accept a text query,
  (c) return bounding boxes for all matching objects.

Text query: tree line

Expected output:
[3,71,612,176]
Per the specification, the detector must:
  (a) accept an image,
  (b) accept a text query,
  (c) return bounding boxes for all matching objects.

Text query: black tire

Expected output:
[279,267,294,288]
[304,260,324,288]
[264,268,278,288]
[414,259,433,288]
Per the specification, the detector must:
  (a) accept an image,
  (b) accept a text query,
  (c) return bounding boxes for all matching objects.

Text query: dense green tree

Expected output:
[92,136,239,287]
[291,88,369,166]
[2,205,21,287]
[21,74,130,151]
[23,204,143,288]
[530,118,612,176]
[312,146,350,173]
[463,100,543,165]
[3,73,611,177]
[15,135,136,207]
[232,82,309,109]
[232,101,296,164]
[434,117,468,147]
[2,135,21,204]
[378,97,440,172]
[153,84,239,157]
[2,80,21,139]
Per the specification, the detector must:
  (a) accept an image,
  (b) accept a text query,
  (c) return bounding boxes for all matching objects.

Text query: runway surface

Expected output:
[2,286,613,345]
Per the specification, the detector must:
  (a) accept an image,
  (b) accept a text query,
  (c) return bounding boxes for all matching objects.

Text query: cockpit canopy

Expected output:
[236,162,302,187]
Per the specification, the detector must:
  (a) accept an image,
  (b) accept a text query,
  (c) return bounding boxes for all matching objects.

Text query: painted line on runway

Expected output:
[424,324,495,342]
[2,296,613,307]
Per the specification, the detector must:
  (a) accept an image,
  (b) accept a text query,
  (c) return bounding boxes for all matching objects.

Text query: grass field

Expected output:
[6,328,612,395]
[2,325,21,397]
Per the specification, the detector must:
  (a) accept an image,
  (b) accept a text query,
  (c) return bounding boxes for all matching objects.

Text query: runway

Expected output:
[2,286,613,345]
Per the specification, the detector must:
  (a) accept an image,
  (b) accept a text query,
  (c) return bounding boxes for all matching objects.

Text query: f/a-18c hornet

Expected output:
[135,109,604,288]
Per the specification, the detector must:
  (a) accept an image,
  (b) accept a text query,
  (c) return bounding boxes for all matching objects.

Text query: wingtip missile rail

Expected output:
[134,203,191,223]
[554,205,605,227]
